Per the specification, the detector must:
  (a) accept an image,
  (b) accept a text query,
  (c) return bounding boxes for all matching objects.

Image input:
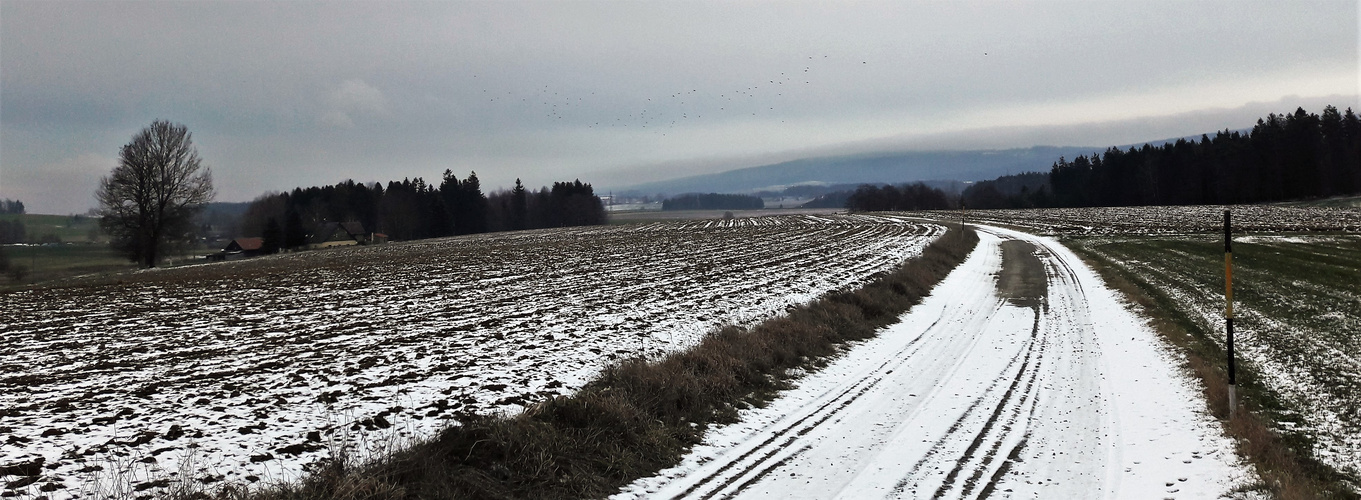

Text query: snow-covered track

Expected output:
[620,225,1251,499]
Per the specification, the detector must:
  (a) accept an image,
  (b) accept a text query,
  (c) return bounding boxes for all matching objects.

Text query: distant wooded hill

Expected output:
[618,147,1100,196]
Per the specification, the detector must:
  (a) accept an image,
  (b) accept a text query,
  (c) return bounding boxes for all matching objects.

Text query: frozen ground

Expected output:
[618,225,1254,499]
[0,214,939,498]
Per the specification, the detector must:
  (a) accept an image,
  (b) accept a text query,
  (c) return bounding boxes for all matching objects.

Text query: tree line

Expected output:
[662,193,764,211]
[88,120,609,267]
[0,199,24,215]
[240,172,607,250]
[845,182,952,211]
[962,105,1361,209]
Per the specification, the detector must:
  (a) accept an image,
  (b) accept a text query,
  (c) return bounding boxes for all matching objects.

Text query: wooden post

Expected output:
[1225,210,1237,418]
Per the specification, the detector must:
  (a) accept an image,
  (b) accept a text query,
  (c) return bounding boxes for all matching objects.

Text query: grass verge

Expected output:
[223,224,977,500]
[1067,242,1359,500]
[0,244,137,289]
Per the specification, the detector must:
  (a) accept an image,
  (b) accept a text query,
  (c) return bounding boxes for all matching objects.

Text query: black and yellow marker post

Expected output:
[1225,210,1237,418]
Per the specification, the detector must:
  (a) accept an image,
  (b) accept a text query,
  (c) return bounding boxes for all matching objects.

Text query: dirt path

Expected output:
[617,227,1252,500]
[995,240,1046,309]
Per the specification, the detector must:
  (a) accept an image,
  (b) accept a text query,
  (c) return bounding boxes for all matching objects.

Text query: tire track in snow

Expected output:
[890,237,1052,499]
[928,307,1044,499]
[632,234,1006,499]
[672,315,950,500]
[620,226,1250,500]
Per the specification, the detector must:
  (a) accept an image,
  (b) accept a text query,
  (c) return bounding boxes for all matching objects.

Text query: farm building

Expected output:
[312,221,371,248]
[209,237,266,261]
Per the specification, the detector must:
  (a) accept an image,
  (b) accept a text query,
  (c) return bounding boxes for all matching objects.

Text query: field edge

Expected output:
[1065,240,1361,500]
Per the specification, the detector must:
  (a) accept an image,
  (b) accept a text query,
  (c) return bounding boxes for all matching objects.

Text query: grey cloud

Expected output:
[2,1,1357,213]
[319,79,390,128]
[0,153,112,215]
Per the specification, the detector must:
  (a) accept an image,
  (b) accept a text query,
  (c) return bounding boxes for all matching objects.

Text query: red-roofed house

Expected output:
[224,237,264,253]
[208,237,267,261]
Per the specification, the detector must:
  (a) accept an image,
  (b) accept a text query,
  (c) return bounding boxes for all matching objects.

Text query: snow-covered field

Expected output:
[0,214,940,498]
[1068,233,1361,487]
[618,226,1254,499]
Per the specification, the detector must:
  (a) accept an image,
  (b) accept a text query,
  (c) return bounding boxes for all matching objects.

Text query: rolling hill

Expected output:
[618,146,1100,196]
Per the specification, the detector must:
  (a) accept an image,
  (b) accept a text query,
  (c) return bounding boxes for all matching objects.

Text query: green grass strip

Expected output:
[1066,239,1359,500]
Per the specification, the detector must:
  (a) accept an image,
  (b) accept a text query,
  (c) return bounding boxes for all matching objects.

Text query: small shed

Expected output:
[211,237,266,261]
[224,237,264,253]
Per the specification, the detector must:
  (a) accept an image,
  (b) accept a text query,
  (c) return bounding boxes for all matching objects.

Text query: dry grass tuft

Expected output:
[207,224,978,500]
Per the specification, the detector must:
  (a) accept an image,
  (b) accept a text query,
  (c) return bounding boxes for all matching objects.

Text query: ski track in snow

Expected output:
[617,225,1253,500]
[0,214,939,499]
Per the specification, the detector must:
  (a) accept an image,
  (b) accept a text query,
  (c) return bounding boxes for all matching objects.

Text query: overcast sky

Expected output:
[2,1,1357,214]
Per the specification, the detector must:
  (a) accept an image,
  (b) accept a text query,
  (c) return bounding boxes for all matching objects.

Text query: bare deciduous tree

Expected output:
[97,120,214,267]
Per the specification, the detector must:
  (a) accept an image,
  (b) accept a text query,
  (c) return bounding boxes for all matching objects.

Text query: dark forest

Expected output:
[662,193,764,211]
[239,171,606,250]
[960,106,1361,209]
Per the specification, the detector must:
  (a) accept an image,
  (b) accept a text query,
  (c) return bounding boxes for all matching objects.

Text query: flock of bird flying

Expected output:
[472,54,876,136]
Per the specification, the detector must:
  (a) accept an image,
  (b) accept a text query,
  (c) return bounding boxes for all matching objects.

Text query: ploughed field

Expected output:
[0,214,941,498]
[935,203,1361,487]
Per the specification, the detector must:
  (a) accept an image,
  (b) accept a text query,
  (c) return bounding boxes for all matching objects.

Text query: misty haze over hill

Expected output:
[614,129,1250,197]
[616,146,1094,196]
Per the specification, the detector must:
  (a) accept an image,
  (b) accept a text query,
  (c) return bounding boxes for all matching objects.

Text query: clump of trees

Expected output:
[496,179,608,229]
[959,172,1051,209]
[0,199,24,214]
[845,182,951,211]
[661,193,764,210]
[963,105,1361,209]
[97,120,215,267]
[0,199,28,250]
[239,174,606,251]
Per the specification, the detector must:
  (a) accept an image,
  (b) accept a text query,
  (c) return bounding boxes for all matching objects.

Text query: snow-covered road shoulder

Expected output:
[617,225,1253,499]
